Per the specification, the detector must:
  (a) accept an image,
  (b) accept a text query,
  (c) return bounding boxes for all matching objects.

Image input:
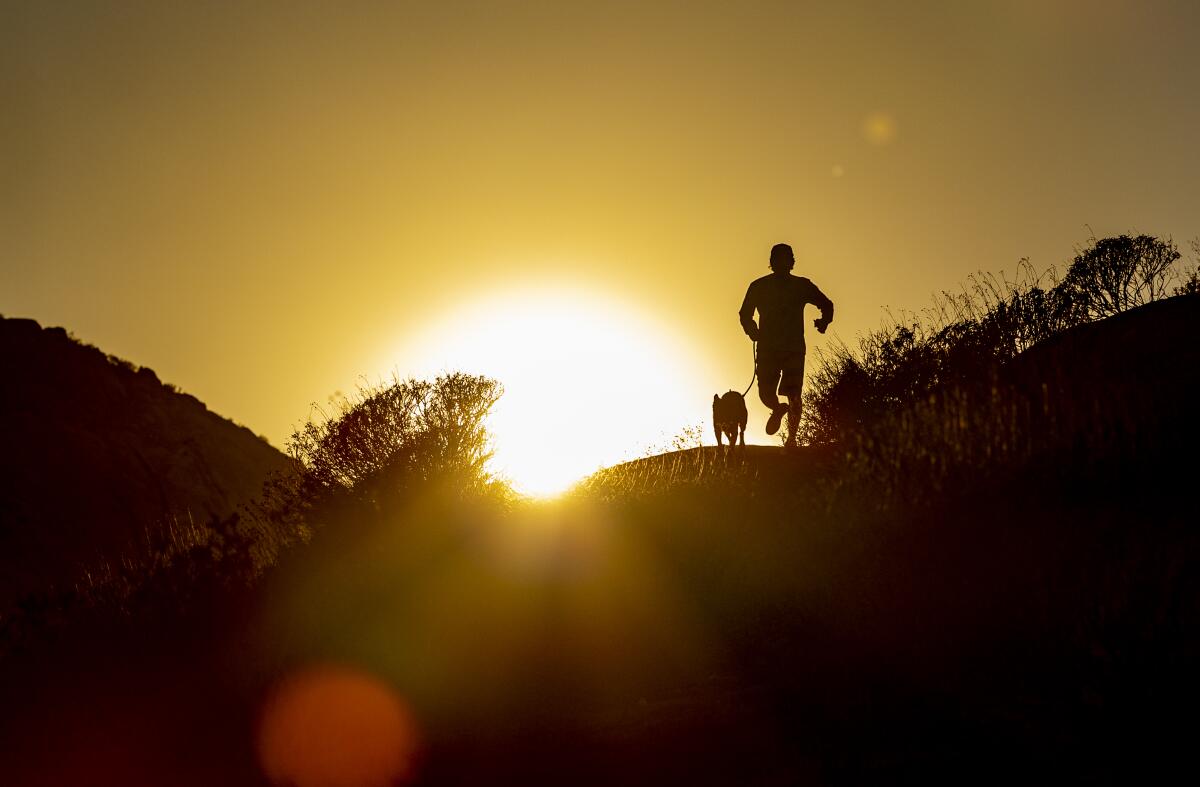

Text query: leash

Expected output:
[740,341,757,397]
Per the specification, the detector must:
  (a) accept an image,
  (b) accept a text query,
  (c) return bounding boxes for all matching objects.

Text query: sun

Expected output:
[391,284,709,497]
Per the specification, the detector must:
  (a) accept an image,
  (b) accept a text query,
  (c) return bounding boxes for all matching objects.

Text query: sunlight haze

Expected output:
[387,283,712,496]
[4,0,1198,462]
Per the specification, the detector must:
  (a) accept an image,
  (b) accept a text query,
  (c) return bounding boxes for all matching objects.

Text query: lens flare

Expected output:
[258,665,420,787]
[863,112,897,145]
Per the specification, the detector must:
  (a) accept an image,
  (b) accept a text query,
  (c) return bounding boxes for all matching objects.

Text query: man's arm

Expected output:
[809,282,834,334]
[738,283,760,341]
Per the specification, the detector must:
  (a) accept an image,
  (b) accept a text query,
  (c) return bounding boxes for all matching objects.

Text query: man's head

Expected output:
[769,243,795,273]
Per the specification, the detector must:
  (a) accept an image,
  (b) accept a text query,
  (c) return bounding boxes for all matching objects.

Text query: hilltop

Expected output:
[0,317,289,608]
[594,292,1199,493]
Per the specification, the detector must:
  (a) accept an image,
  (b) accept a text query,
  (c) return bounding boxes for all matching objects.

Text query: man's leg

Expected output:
[780,351,805,447]
[757,374,781,411]
[784,393,802,448]
[758,371,788,436]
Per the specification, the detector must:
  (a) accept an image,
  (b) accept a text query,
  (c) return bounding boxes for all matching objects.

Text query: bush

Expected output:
[1058,234,1180,320]
[800,234,1190,449]
[287,372,503,510]
[1175,239,1200,296]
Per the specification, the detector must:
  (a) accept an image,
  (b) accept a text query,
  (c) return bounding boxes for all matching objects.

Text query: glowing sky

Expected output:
[4,1,1199,467]
[391,282,710,495]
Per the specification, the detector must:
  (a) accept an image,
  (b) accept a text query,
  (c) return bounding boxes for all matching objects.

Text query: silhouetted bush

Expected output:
[1058,234,1180,320]
[801,234,1191,449]
[1176,239,1200,296]
[285,372,504,522]
[801,261,1072,446]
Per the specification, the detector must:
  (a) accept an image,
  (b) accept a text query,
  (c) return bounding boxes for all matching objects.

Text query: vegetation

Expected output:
[287,372,503,506]
[800,233,1192,449]
[1059,234,1180,318]
[0,372,505,648]
[1177,238,1200,296]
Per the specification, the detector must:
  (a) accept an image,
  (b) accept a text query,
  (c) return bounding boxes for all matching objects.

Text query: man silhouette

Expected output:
[739,243,834,446]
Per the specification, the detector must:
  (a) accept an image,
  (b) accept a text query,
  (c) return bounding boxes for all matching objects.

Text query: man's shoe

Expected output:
[765,405,788,436]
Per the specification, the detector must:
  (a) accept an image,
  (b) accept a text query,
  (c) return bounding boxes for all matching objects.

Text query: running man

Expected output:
[739,243,834,446]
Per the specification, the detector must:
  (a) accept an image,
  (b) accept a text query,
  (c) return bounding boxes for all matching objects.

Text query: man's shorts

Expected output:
[757,346,806,397]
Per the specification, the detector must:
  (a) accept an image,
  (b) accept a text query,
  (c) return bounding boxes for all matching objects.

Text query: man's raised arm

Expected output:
[809,282,834,334]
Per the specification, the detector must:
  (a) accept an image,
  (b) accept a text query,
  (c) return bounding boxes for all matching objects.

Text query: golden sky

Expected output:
[4,1,1198,477]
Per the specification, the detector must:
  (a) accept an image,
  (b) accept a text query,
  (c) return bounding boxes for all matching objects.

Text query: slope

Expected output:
[0,316,289,607]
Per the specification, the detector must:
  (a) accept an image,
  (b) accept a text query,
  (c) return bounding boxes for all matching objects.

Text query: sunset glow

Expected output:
[392,285,709,496]
[6,3,1196,452]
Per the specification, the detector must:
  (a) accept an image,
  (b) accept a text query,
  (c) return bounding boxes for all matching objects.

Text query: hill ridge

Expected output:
[0,316,289,607]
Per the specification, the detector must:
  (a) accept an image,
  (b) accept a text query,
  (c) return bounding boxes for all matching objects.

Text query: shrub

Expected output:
[800,234,1190,449]
[1058,234,1180,320]
[287,372,503,509]
[1175,238,1200,296]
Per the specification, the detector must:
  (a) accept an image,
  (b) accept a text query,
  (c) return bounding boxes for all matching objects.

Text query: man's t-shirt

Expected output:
[739,272,834,352]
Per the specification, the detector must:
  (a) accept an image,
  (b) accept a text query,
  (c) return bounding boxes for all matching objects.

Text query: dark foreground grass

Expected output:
[4,441,1193,785]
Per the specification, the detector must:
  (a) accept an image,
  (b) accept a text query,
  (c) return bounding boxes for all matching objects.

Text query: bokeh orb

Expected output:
[258,665,419,787]
[863,112,897,145]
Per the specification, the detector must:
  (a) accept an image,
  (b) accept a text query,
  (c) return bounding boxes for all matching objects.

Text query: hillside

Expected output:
[1008,291,1200,441]
[0,317,289,608]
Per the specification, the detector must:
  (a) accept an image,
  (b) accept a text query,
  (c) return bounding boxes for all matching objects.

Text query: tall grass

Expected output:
[801,234,1193,451]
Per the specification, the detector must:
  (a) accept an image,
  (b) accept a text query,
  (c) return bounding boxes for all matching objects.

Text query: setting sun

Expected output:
[389,284,710,497]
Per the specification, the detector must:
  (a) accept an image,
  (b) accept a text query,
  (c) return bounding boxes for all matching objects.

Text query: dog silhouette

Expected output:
[712,391,747,453]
